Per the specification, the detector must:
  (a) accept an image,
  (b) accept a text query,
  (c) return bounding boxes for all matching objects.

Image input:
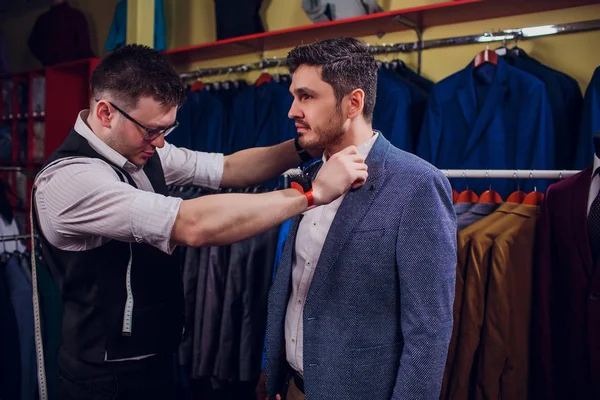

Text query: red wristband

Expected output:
[291,182,314,208]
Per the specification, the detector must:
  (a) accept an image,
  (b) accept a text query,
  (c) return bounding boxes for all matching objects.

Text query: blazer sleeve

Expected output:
[391,169,457,399]
[530,190,555,400]
[416,89,442,165]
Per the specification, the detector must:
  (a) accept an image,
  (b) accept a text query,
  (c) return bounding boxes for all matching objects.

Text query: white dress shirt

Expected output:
[588,155,600,216]
[34,110,224,254]
[285,132,378,374]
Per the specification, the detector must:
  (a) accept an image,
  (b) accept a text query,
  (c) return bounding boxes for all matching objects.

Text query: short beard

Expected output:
[298,108,346,151]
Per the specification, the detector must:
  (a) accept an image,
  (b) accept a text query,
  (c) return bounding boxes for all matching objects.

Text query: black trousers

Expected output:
[58,350,175,400]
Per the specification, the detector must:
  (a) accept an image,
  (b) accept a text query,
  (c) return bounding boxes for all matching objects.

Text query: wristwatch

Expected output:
[288,168,314,207]
[294,137,312,162]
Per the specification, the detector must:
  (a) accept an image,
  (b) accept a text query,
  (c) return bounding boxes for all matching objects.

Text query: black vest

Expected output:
[34,129,184,363]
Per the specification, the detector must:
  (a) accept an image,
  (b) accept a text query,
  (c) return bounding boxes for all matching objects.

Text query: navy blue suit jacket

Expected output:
[265,135,456,399]
[504,54,582,169]
[417,57,556,197]
[373,67,427,154]
[227,80,296,154]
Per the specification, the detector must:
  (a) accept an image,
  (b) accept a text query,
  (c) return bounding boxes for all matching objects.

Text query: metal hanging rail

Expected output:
[441,169,581,180]
[0,233,36,242]
[179,19,600,80]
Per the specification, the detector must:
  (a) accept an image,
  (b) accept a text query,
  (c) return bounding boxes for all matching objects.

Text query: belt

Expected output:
[289,368,305,394]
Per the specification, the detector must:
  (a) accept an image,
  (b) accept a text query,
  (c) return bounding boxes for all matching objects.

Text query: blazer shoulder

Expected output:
[428,68,466,101]
[506,63,546,92]
[547,167,590,197]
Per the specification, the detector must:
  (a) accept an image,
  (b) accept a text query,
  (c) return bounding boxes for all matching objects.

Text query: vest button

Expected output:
[590,292,600,301]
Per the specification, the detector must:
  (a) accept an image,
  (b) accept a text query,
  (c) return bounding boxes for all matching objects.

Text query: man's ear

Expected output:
[347,88,365,119]
[95,100,113,129]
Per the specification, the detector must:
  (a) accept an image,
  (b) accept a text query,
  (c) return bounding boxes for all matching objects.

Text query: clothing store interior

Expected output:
[1,0,600,399]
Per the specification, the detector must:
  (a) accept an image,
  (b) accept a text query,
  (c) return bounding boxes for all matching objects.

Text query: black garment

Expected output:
[58,350,175,400]
[179,246,209,367]
[34,129,184,365]
[214,0,264,40]
[0,261,20,400]
[27,2,94,66]
[214,225,279,382]
[194,245,231,378]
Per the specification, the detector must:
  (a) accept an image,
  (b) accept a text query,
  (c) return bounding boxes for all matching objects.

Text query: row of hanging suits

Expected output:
[439,198,539,400]
[170,51,598,201]
[435,62,600,398]
[417,49,588,198]
[168,185,281,400]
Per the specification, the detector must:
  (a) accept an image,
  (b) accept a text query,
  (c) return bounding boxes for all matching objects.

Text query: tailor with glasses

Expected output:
[33,44,368,400]
[259,38,456,400]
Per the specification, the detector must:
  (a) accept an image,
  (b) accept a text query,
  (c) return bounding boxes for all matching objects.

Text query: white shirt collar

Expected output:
[322,131,379,163]
[594,155,600,177]
[74,110,140,172]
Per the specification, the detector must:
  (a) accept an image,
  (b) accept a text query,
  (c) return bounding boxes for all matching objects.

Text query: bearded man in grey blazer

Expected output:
[261,37,457,400]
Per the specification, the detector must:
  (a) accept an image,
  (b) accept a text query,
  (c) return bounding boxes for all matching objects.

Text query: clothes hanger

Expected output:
[506,171,527,203]
[473,45,499,68]
[478,171,504,203]
[456,172,479,203]
[255,61,272,87]
[522,171,544,205]
[190,76,205,92]
[494,38,509,57]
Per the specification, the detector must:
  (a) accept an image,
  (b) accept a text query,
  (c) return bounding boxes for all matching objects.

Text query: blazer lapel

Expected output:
[456,68,477,138]
[572,167,594,278]
[306,135,390,303]
[463,59,509,158]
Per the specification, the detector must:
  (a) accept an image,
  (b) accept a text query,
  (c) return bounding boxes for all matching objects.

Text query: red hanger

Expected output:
[452,189,459,204]
[255,72,272,87]
[456,189,479,203]
[191,79,204,92]
[506,190,527,204]
[523,190,544,206]
[473,46,499,68]
[478,189,503,204]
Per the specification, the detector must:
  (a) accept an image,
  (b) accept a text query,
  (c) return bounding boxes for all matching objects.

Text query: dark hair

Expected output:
[90,44,185,111]
[286,37,378,122]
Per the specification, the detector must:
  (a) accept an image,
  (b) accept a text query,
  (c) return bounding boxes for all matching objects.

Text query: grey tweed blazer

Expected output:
[265,135,457,399]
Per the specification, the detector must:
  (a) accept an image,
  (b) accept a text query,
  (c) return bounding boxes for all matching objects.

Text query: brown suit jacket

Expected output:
[474,205,539,400]
[442,202,518,399]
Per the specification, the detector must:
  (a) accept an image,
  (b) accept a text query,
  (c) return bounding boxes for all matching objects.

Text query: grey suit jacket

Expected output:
[265,135,457,399]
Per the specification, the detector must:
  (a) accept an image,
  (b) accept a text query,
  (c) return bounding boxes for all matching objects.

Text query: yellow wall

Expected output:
[1,0,118,73]
[165,0,600,91]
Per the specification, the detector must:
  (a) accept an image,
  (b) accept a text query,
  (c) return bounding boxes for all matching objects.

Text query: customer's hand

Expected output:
[312,145,368,206]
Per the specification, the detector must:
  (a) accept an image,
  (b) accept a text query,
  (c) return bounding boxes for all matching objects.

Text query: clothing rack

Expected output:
[441,169,581,180]
[179,19,600,80]
[0,233,35,242]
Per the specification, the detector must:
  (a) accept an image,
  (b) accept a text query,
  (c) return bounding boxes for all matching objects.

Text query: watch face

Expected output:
[286,168,312,192]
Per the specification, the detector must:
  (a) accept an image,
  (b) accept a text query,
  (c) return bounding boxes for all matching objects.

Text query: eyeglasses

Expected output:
[96,99,179,142]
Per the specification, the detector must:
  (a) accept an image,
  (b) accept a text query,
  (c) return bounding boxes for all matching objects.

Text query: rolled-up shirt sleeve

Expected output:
[35,158,182,254]
[158,141,224,189]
